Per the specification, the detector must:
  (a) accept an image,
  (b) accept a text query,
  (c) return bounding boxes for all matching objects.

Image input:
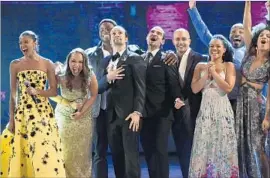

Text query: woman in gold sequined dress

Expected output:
[51,48,98,178]
[1,30,66,178]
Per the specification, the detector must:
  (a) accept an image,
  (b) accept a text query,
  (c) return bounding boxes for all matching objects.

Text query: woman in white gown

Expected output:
[189,35,239,178]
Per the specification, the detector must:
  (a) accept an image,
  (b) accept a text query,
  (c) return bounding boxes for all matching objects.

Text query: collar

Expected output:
[179,48,191,59]
[147,48,160,57]
[113,48,126,57]
[101,46,110,58]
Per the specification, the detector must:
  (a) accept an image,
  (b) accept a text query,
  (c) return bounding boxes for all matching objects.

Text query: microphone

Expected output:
[24,81,38,104]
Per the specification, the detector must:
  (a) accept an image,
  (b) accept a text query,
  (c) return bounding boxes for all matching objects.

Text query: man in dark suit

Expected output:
[99,25,146,178]
[140,26,184,178]
[86,19,177,178]
[171,28,206,178]
[86,19,146,178]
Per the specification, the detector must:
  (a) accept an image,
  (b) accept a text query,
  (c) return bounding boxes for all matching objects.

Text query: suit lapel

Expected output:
[148,50,162,65]
[117,49,128,68]
[183,50,194,86]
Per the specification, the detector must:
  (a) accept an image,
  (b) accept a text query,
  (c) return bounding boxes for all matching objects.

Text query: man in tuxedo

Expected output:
[99,25,146,178]
[140,26,184,178]
[171,28,207,178]
[86,19,177,178]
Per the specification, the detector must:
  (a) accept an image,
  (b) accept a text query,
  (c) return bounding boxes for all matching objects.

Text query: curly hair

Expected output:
[248,26,270,57]
[209,34,234,63]
[64,48,92,93]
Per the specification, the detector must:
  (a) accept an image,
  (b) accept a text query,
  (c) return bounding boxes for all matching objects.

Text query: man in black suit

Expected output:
[99,25,146,178]
[140,26,184,178]
[171,28,206,178]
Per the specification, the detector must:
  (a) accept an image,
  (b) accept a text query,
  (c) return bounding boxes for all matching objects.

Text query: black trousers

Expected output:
[229,99,237,117]
[93,109,108,178]
[172,105,194,178]
[140,112,173,178]
[107,110,141,178]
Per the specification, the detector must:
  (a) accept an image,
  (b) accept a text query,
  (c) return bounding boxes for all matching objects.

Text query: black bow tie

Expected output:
[112,52,120,61]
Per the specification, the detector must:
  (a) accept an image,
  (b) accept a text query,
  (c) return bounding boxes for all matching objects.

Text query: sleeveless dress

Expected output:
[55,75,93,178]
[189,71,239,178]
[235,55,270,178]
[3,70,66,177]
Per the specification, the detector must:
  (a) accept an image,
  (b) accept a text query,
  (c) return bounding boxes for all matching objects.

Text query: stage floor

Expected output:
[102,155,183,178]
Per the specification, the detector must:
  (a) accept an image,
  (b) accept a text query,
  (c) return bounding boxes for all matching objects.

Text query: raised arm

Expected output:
[187,0,213,47]
[243,0,252,49]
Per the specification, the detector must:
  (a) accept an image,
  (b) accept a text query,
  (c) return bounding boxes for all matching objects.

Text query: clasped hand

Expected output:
[174,98,185,110]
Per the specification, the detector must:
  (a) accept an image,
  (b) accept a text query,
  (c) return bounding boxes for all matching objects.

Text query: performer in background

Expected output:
[189,34,239,177]
[51,48,98,178]
[187,0,270,114]
[235,1,270,177]
[4,30,66,178]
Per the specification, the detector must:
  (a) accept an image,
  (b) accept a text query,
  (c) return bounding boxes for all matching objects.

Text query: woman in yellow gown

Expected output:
[51,48,98,177]
[0,30,66,178]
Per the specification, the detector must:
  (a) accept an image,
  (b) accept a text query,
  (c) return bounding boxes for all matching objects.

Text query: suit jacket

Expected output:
[143,50,183,119]
[99,49,147,121]
[85,45,108,118]
[177,49,207,119]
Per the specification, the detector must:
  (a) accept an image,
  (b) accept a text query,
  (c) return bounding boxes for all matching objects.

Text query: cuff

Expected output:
[133,111,142,117]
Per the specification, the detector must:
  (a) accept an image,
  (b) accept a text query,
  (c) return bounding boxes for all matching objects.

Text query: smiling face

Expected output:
[68,52,84,77]
[173,28,191,56]
[99,22,115,44]
[229,24,245,49]
[209,39,226,61]
[257,29,270,52]
[110,26,128,47]
[19,35,37,57]
[146,26,165,50]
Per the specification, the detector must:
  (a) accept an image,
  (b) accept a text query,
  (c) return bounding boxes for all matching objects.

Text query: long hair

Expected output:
[209,34,234,63]
[65,48,91,93]
[248,26,270,57]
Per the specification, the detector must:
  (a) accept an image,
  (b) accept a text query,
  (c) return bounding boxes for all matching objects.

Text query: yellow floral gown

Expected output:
[55,76,93,178]
[1,70,66,178]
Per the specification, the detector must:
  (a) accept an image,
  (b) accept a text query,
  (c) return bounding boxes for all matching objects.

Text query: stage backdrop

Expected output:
[1,1,267,152]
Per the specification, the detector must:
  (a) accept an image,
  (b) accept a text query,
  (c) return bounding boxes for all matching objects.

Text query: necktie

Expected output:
[145,52,153,65]
[112,52,120,61]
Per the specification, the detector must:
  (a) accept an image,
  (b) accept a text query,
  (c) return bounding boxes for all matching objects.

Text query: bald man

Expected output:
[140,26,183,178]
[171,28,207,178]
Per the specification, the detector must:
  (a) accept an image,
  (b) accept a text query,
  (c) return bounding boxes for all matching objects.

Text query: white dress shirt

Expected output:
[146,48,159,63]
[178,48,191,80]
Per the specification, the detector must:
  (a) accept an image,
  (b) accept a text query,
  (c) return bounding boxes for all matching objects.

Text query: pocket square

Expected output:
[153,65,162,67]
